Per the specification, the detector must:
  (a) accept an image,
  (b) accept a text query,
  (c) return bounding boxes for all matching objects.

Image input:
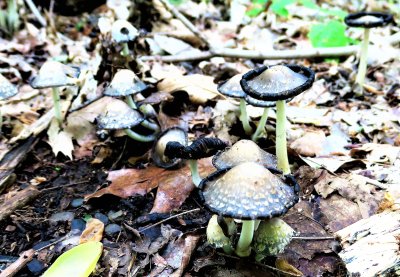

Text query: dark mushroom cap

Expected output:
[344,12,395,28]
[30,61,80,89]
[199,162,298,220]
[217,74,246,98]
[212,140,277,170]
[111,19,139,43]
[244,94,276,108]
[152,127,188,168]
[240,64,315,101]
[0,74,18,100]
[104,69,147,97]
[97,99,144,129]
[165,137,227,160]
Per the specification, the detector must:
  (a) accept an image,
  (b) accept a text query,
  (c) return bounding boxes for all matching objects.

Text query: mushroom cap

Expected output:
[212,140,277,170]
[152,127,188,168]
[206,214,236,249]
[97,99,144,129]
[217,74,246,98]
[345,12,394,28]
[104,69,147,97]
[111,19,138,43]
[0,74,18,100]
[240,64,315,101]
[199,162,298,220]
[165,137,227,160]
[30,61,80,89]
[244,94,276,108]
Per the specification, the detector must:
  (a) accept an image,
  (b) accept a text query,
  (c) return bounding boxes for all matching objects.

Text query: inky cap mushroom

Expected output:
[30,61,80,89]
[111,19,139,43]
[97,99,144,130]
[0,74,18,100]
[152,127,188,168]
[212,139,277,170]
[344,12,395,28]
[165,137,227,160]
[206,214,236,254]
[199,162,298,220]
[104,69,147,97]
[217,74,246,99]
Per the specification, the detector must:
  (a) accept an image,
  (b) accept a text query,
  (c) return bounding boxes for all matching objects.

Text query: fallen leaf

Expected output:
[47,119,74,160]
[350,143,400,165]
[290,130,325,157]
[79,218,104,244]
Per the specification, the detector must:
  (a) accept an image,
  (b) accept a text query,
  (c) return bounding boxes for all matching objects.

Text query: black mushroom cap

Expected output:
[244,94,277,108]
[104,69,147,97]
[344,12,395,28]
[217,74,246,98]
[152,127,188,168]
[212,139,277,170]
[165,137,227,160]
[199,162,299,220]
[97,99,144,129]
[0,74,18,100]
[240,64,315,101]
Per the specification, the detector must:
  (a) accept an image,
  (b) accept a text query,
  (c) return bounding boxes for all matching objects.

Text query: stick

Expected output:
[0,186,40,222]
[0,249,35,277]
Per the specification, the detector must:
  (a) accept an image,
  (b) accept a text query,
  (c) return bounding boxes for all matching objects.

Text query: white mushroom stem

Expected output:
[252,107,269,141]
[355,28,370,94]
[189,159,201,187]
[235,220,255,257]
[125,95,160,132]
[124,129,157,142]
[239,98,252,136]
[276,100,290,174]
[121,43,130,57]
[51,87,62,124]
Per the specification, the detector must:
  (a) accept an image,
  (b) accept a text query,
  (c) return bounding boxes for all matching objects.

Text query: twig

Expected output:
[292,236,335,240]
[138,208,200,232]
[24,0,47,27]
[0,249,35,277]
[157,0,209,47]
[0,186,40,222]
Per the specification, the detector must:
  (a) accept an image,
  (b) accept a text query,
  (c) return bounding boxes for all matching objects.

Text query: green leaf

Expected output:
[308,20,352,48]
[246,0,268,17]
[270,0,295,17]
[42,242,103,277]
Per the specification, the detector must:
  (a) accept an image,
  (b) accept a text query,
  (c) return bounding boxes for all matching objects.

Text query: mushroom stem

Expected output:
[188,159,201,187]
[124,129,157,142]
[235,220,255,257]
[239,98,252,136]
[121,42,130,57]
[125,95,160,132]
[251,107,269,141]
[126,95,138,109]
[355,28,370,95]
[276,100,290,174]
[51,87,62,124]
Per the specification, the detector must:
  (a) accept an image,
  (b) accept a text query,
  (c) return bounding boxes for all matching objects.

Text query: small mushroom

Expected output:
[152,127,187,168]
[241,64,315,174]
[0,74,18,133]
[212,139,277,170]
[97,99,156,142]
[30,61,80,124]
[199,162,298,257]
[344,12,395,94]
[206,214,236,254]
[165,137,227,186]
[111,19,139,56]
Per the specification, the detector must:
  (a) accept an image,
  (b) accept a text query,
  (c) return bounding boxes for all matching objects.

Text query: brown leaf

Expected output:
[79,218,104,244]
[290,130,325,157]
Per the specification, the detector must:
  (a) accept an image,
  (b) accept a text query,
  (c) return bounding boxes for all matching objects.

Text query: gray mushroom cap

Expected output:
[104,69,147,97]
[152,127,188,168]
[0,74,18,100]
[30,61,80,89]
[97,99,144,129]
[213,140,277,170]
[199,162,298,220]
[111,20,138,43]
[217,74,246,98]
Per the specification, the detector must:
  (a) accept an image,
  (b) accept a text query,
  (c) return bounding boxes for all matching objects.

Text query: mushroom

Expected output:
[344,12,395,94]
[97,99,156,142]
[0,74,18,133]
[111,19,139,56]
[104,69,159,133]
[152,127,187,168]
[164,137,227,186]
[199,162,298,257]
[30,61,80,124]
[206,214,236,254]
[212,139,277,170]
[240,64,315,174]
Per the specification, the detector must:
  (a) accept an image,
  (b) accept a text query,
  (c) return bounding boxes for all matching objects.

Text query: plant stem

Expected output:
[124,129,156,142]
[355,28,370,94]
[276,100,290,174]
[189,159,201,187]
[252,107,269,141]
[121,42,130,57]
[51,87,62,124]
[239,98,252,136]
[235,220,255,257]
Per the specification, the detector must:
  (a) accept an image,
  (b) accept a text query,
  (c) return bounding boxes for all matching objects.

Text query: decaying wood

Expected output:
[335,210,400,277]
[0,186,40,222]
[0,249,35,277]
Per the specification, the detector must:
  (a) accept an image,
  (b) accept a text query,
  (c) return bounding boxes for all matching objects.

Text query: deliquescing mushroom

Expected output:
[217,74,275,141]
[206,214,237,254]
[240,64,315,174]
[97,99,156,142]
[344,12,395,95]
[0,73,18,133]
[164,137,227,186]
[199,162,299,257]
[111,19,139,57]
[30,60,80,124]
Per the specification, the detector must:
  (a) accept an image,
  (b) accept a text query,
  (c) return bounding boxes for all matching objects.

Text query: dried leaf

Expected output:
[47,119,74,159]
[290,130,325,157]
[79,218,104,244]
